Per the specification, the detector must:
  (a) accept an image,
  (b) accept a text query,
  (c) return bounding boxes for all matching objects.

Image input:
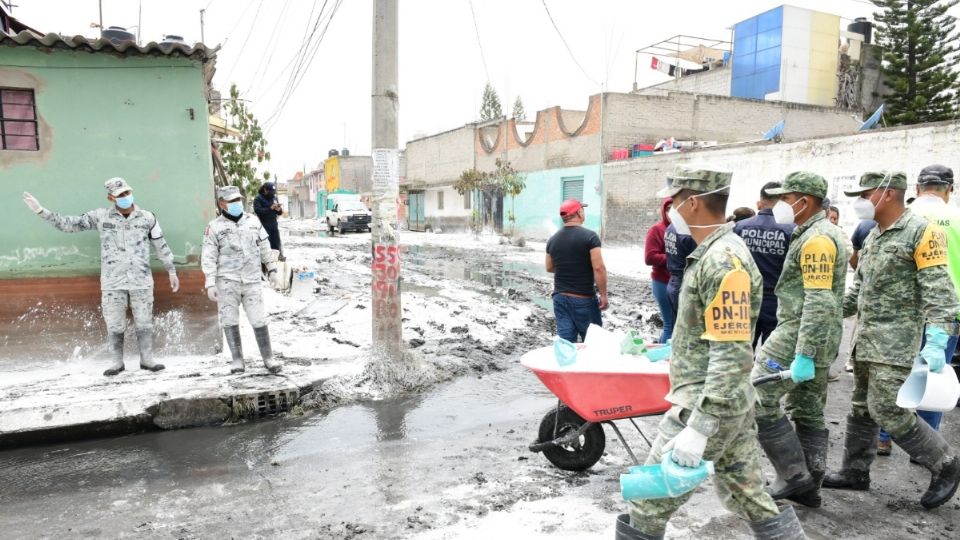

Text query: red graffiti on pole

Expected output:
[372,243,401,336]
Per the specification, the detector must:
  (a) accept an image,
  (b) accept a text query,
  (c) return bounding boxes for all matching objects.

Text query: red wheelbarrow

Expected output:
[522,345,791,472]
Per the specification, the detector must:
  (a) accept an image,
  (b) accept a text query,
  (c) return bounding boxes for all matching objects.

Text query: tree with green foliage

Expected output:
[454,159,525,235]
[872,0,959,124]
[479,83,503,122]
[220,84,273,200]
[512,96,526,122]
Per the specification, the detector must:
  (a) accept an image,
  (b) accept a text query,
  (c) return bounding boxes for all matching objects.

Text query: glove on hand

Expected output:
[921,327,950,373]
[790,354,815,383]
[664,425,708,468]
[22,192,44,214]
[206,286,218,302]
[269,270,283,289]
[169,271,180,293]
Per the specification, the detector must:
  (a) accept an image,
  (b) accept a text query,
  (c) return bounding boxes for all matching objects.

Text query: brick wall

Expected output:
[603,121,960,244]
[601,91,861,158]
[405,125,477,187]
[637,67,732,98]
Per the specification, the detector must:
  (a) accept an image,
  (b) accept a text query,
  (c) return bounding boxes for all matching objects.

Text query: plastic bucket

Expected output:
[896,356,960,412]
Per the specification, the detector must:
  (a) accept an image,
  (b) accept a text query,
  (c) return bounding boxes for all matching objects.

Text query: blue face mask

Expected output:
[115,195,134,209]
[225,201,244,217]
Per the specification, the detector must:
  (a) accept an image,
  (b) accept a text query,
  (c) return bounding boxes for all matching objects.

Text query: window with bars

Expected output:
[561,176,584,202]
[1,89,39,151]
[463,191,471,210]
[437,190,444,210]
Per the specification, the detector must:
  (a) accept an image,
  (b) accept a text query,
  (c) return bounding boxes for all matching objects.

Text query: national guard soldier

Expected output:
[823,171,960,509]
[751,172,847,508]
[202,185,283,374]
[616,167,806,540]
[22,178,180,376]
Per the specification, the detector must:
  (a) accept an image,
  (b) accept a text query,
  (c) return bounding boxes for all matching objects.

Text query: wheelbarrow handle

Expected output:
[752,370,792,386]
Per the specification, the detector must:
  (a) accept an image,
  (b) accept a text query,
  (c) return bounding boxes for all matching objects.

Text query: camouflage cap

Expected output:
[104,177,132,196]
[217,185,243,201]
[655,166,732,198]
[843,171,908,196]
[764,171,828,199]
[918,164,954,185]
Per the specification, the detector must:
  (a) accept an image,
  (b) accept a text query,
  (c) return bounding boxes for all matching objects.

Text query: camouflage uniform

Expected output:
[824,171,960,510]
[201,211,276,328]
[625,168,783,536]
[201,185,280,374]
[41,206,175,332]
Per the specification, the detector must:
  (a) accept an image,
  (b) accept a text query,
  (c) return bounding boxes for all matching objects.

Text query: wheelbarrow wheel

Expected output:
[537,405,605,471]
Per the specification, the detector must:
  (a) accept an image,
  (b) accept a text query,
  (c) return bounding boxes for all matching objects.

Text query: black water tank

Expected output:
[328,149,339,157]
[341,148,350,157]
[159,34,185,50]
[848,17,872,44]
[101,26,135,44]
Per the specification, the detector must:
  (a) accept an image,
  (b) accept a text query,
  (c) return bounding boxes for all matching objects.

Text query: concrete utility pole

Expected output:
[370,0,402,360]
[199,9,206,44]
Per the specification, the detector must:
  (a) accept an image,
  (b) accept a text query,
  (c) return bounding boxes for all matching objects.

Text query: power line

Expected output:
[223,0,265,84]
[264,0,332,124]
[541,0,599,86]
[255,0,323,103]
[246,0,292,95]
[467,0,491,83]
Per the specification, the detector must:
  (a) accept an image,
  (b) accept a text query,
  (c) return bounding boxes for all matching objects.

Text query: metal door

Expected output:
[408,191,426,231]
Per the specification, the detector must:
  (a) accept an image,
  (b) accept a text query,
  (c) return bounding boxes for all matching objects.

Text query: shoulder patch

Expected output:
[801,234,837,289]
[915,224,948,270]
[701,259,752,342]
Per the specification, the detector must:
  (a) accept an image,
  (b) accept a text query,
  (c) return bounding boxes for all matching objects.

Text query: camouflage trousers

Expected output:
[752,356,829,430]
[849,360,917,438]
[101,288,154,334]
[216,279,267,328]
[628,406,779,534]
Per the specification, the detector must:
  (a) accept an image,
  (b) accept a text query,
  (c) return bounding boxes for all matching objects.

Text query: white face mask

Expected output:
[772,198,805,225]
[669,186,730,235]
[853,173,892,221]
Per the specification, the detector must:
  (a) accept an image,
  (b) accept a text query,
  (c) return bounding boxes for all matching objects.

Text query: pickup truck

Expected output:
[326,199,372,234]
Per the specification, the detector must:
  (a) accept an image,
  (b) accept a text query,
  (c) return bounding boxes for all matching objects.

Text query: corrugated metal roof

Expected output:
[1,30,218,61]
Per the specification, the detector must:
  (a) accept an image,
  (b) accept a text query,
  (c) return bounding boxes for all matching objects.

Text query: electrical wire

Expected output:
[541,0,599,86]
[467,0,491,83]
[254,0,324,103]
[246,0,292,95]
[223,0,266,85]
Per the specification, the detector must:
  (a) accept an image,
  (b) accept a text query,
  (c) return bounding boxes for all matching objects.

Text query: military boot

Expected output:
[892,420,960,509]
[793,424,830,508]
[223,325,245,374]
[135,329,165,372]
[614,514,663,540]
[823,414,878,490]
[748,506,807,540]
[757,416,817,502]
[254,326,282,374]
[103,332,125,376]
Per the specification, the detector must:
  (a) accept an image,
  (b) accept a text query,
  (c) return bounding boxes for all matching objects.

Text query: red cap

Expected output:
[559,199,588,217]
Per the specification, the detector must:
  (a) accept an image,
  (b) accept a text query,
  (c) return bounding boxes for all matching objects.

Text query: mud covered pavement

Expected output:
[1,222,958,539]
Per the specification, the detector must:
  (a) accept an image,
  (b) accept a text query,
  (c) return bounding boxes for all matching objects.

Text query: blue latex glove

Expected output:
[921,327,949,373]
[790,354,815,383]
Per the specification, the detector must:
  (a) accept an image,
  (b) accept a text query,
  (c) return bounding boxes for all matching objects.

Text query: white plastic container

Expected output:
[896,356,960,412]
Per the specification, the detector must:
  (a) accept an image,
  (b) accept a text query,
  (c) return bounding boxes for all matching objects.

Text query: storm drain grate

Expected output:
[230,389,299,419]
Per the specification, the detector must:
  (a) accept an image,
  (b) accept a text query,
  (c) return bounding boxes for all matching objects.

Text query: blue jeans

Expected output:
[651,279,674,344]
[553,293,602,343]
[879,331,958,442]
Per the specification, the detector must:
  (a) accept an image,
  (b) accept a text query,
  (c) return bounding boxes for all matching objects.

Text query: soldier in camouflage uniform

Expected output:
[750,172,847,508]
[616,168,806,540]
[22,178,180,376]
[202,185,283,374]
[823,171,960,509]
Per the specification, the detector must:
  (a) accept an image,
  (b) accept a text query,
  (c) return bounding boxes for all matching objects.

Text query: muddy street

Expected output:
[1,229,958,539]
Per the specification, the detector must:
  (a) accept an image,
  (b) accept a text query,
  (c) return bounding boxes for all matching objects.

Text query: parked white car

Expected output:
[326,198,372,234]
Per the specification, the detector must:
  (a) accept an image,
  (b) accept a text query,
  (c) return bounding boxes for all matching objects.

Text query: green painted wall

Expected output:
[0,46,215,277]
[509,164,602,239]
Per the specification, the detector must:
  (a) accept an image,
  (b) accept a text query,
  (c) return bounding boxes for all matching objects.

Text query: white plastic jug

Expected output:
[896,356,960,412]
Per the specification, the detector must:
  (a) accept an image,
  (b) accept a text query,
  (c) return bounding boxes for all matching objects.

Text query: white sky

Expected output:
[11,0,949,180]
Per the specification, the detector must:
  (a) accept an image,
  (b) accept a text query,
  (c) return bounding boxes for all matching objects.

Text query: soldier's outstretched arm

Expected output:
[796,235,841,357]
[24,192,100,233]
[257,226,278,274]
[842,267,861,318]
[200,224,220,290]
